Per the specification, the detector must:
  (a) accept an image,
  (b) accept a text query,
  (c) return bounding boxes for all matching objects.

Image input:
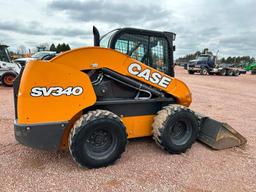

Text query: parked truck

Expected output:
[0,45,21,86]
[187,53,246,76]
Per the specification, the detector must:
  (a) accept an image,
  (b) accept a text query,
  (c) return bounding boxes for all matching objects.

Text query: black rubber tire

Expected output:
[227,69,233,76]
[69,110,127,168]
[1,73,16,87]
[188,70,195,74]
[233,70,240,76]
[218,69,226,76]
[200,68,208,75]
[152,105,199,154]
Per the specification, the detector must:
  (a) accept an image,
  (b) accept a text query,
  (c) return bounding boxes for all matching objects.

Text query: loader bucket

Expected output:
[198,117,247,150]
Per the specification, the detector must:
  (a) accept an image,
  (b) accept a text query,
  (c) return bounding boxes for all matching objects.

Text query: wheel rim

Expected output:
[202,69,207,75]
[220,70,226,75]
[4,75,15,86]
[169,120,192,145]
[83,128,117,159]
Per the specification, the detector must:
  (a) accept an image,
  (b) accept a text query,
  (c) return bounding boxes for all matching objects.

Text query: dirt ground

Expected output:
[0,67,255,192]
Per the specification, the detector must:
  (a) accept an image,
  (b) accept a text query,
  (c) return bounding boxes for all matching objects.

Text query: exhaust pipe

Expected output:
[93,26,100,46]
[197,115,247,150]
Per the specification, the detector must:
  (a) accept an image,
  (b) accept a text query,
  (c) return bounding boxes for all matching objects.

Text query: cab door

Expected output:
[112,32,172,76]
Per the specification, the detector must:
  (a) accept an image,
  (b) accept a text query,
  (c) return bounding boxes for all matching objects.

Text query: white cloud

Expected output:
[0,0,255,58]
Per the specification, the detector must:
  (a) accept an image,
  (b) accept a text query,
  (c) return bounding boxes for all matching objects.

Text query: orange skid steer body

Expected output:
[14,47,245,149]
[13,27,246,168]
[14,47,190,146]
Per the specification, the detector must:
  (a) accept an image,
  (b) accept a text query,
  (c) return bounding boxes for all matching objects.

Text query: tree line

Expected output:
[220,56,255,65]
[50,43,71,53]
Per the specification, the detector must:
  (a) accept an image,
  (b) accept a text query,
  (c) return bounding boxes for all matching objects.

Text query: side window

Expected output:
[0,49,7,62]
[115,39,129,54]
[114,33,170,74]
[115,34,149,63]
[149,37,169,74]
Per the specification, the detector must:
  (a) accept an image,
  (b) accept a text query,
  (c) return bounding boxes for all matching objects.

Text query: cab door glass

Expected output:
[115,39,129,54]
[115,33,149,63]
[129,41,146,62]
[0,48,8,62]
[149,37,169,74]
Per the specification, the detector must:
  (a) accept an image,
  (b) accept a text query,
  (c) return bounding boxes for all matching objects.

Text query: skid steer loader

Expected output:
[13,27,246,168]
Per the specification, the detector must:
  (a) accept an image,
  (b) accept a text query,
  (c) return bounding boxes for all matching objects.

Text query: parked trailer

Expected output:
[188,64,245,76]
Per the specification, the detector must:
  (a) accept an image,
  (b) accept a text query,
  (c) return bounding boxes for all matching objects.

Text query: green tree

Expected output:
[226,57,232,63]
[60,43,65,52]
[56,44,61,53]
[49,44,56,51]
[65,44,71,51]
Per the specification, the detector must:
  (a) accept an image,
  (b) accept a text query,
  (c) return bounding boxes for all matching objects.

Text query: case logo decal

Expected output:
[128,63,171,88]
[30,86,83,97]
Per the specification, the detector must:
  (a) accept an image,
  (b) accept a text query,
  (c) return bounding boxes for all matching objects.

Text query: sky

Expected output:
[0,0,255,58]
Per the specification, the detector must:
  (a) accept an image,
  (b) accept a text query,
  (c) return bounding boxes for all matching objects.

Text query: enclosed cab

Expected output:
[98,28,176,77]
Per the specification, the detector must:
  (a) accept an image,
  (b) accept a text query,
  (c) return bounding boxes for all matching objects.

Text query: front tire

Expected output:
[152,105,199,154]
[200,67,208,75]
[69,110,127,168]
[188,70,195,74]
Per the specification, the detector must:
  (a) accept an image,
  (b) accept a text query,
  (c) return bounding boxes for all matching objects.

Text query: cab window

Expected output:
[149,37,169,74]
[100,30,118,48]
[114,33,169,74]
[0,48,8,62]
[115,34,149,64]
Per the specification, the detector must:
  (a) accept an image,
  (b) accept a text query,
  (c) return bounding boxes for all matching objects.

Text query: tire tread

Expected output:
[152,104,199,154]
[69,109,127,168]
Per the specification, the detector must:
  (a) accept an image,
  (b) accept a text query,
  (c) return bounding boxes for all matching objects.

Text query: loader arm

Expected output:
[51,47,192,106]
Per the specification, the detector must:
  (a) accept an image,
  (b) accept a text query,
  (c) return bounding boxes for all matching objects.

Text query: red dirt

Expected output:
[0,67,255,191]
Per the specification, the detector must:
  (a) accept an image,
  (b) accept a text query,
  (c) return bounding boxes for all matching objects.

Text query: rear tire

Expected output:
[218,69,226,76]
[188,70,194,74]
[152,105,199,154]
[69,110,127,168]
[233,70,240,76]
[1,73,16,87]
[227,69,233,76]
[200,68,208,75]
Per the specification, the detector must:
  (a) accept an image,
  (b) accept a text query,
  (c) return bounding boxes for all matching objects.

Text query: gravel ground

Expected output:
[0,67,256,192]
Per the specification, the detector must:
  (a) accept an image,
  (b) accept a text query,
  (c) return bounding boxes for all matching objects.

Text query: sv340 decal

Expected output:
[30,86,83,97]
